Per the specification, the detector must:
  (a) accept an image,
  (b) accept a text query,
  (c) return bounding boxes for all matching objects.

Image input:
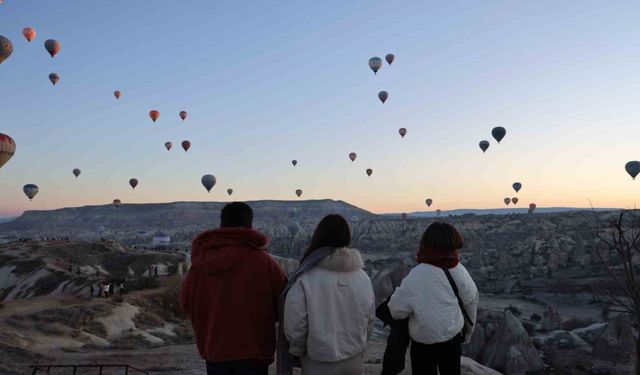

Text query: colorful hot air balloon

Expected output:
[378,91,388,103]
[368,57,382,74]
[0,35,13,64]
[0,133,16,169]
[385,53,395,65]
[504,197,511,206]
[179,111,187,121]
[48,73,60,85]
[426,199,433,207]
[201,174,216,193]
[492,127,506,143]
[72,168,81,178]
[44,39,61,58]
[366,168,373,177]
[436,209,442,217]
[349,152,357,162]
[625,161,640,179]
[164,142,172,151]
[512,182,522,193]
[22,27,36,42]
[528,203,537,214]
[113,199,122,208]
[149,110,160,122]
[400,213,408,220]
[479,140,490,153]
[295,189,303,198]
[23,184,38,200]
[399,128,407,138]
[292,160,297,167]
[114,90,121,100]
[182,140,191,152]
[129,178,138,189]
[512,197,519,205]
[227,188,233,196]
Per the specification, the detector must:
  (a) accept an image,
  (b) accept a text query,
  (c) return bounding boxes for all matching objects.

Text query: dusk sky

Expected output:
[2,1,640,217]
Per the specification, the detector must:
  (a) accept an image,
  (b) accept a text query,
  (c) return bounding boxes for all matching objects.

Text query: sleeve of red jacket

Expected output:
[270,258,288,321]
[180,268,195,315]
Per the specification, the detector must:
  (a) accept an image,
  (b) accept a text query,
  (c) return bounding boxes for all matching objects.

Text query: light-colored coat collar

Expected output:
[317,247,364,272]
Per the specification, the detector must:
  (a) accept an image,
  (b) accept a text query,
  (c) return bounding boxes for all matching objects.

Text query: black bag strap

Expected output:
[443,268,473,327]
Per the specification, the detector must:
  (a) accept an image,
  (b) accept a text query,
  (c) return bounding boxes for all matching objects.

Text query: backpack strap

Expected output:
[443,268,473,327]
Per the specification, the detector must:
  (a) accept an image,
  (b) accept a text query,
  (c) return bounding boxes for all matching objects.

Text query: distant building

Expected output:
[152,231,171,247]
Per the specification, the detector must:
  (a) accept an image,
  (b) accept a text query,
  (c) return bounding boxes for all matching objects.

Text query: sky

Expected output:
[1,0,640,217]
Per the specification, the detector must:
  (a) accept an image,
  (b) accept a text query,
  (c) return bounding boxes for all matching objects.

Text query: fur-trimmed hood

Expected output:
[316,247,365,272]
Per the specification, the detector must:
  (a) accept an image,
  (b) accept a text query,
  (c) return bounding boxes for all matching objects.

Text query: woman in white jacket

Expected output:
[283,214,376,375]
[388,222,479,375]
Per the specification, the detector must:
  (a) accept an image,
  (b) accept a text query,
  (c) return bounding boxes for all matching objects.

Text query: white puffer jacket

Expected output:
[388,263,479,344]
[284,247,376,362]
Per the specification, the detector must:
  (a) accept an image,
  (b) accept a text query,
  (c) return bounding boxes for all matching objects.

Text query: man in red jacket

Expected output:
[180,202,288,375]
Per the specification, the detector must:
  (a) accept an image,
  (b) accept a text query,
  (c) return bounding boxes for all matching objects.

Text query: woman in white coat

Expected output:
[282,214,376,375]
[388,222,479,375]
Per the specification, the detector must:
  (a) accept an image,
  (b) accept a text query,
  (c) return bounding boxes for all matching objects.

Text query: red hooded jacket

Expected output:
[180,227,287,364]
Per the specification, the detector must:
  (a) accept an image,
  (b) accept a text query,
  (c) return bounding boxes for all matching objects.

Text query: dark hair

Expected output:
[303,214,351,260]
[221,202,253,228]
[420,222,463,251]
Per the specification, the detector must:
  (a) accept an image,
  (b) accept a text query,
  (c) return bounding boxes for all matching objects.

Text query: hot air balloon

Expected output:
[182,140,191,152]
[227,188,233,196]
[292,160,297,167]
[114,90,121,100]
[48,73,60,85]
[113,199,122,208]
[22,27,36,42]
[0,35,13,64]
[149,110,160,122]
[201,174,216,193]
[479,140,489,153]
[426,199,433,207]
[349,152,357,162]
[528,203,537,214]
[436,209,442,217]
[378,91,388,103]
[492,127,506,143]
[295,189,303,198]
[625,161,640,179]
[512,182,522,193]
[72,168,81,178]
[399,128,407,138]
[385,54,395,65]
[504,197,511,206]
[512,197,519,205]
[164,142,172,151]
[23,184,38,200]
[44,39,61,58]
[0,133,16,169]
[179,111,187,121]
[129,178,138,189]
[400,213,408,220]
[368,57,382,74]
[366,169,373,177]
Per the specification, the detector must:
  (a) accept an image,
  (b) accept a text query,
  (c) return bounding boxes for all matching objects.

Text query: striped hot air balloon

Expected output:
[0,133,16,169]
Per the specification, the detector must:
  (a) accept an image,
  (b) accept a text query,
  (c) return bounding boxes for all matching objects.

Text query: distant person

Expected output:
[154,266,158,278]
[180,202,287,375]
[119,282,125,296]
[386,222,479,375]
[90,284,94,297]
[280,214,375,375]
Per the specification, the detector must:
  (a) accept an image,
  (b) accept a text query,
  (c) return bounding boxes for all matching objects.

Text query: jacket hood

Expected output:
[316,247,364,272]
[191,227,269,275]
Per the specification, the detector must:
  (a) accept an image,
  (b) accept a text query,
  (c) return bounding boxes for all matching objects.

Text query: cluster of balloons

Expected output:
[479,127,507,153]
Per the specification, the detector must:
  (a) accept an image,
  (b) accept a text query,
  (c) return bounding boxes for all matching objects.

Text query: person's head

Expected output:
[220,202,254,228]
[420,222,464,252]
[303,214,351,259]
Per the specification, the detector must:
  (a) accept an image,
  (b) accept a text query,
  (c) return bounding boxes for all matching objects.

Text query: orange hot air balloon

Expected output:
[0,35,13,64]
[349,152,357,162]
[504,197,511,206]
[44,39,61,58]
[378,91,388,103]
[164,142,172,151]
[512,197,519,205]
[114,90,121,100]
[0,133,16,169]
[149,110,160,122]
[366,168,373,177]
[113,199,122,208]
[48,73,60,85]
[22,27,36,42]
[399,128,407,138]
[182,140,191,152]
[179,111,187,121]
[295,189,303,198]
[528,203,536,213]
